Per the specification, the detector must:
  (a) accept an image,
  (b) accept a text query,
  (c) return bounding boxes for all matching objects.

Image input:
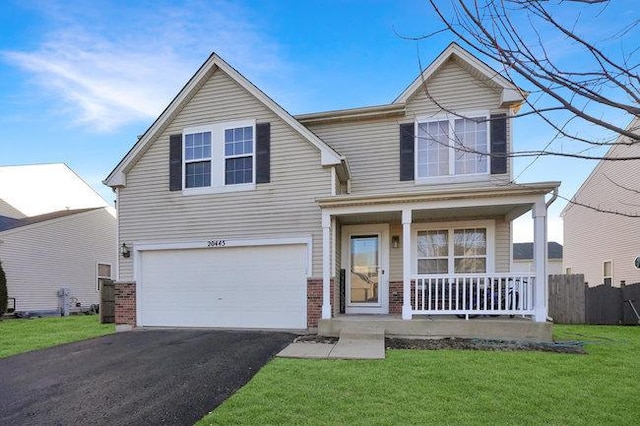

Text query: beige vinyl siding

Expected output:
[564,135,640,286]
[495,217,510,273]
[0,208,117,311]
[118,68,331,280]
[389,224,403,281]
[307,59,512,196]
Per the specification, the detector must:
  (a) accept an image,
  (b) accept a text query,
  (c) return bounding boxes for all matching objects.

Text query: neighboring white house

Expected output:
[105,43,558,335]
[512,242,563,275]
[0,163,110,216]
[562,118,640,287]
[0,164,117,315]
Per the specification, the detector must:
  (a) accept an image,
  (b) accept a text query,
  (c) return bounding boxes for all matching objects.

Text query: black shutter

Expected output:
[399,123,415,181]
[169,134,182,191]
[490,114,507,175]
[256,122,271,184]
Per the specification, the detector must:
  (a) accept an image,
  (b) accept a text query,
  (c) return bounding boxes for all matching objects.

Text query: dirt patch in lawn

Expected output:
[386,337,586,354]
[294,335,585,354]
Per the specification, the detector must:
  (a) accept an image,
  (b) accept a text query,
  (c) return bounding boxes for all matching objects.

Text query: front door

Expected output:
[343,224,389,314]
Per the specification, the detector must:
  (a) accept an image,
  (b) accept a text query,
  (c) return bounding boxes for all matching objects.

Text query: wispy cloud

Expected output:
[2,1,285,132]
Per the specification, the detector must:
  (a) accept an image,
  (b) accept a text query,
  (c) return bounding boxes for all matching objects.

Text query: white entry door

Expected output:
[342,224,389,314]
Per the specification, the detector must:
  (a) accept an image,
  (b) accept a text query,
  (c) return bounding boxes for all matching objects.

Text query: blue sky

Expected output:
[1,0,637,243]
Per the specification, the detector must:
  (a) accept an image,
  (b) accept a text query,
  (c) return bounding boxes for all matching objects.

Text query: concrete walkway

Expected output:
[277,327,385,359]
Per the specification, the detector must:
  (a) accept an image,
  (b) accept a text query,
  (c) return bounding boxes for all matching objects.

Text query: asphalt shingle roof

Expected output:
[513,242,563,260]
[0,208,101,233]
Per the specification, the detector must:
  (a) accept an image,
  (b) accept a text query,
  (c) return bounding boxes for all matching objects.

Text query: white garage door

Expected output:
[138,244,307,329]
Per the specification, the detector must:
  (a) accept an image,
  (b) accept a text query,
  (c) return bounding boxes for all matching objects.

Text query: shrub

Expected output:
[0,261,7,317]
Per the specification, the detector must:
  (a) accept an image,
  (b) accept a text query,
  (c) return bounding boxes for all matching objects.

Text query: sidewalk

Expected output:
[277,328,385,360]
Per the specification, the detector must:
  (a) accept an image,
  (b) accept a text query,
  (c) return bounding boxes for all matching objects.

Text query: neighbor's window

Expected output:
[416,115,488,178]
[184,132,212,188]
[224,126,254,185]
[603,261,613,285]
[97,263,112,292]
[417,227,487,274]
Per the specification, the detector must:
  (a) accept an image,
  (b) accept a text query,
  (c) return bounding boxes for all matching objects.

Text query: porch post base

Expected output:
[321,303,332,319]
[402,304,413,320]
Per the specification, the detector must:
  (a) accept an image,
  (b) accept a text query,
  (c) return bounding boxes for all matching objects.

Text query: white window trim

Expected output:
[411,219,495,275]
[414,111,490,184]
[96,262,113,292]
[182,119,257,195]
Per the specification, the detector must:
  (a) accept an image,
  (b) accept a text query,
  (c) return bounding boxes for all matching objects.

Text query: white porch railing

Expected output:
[411,274,535,318]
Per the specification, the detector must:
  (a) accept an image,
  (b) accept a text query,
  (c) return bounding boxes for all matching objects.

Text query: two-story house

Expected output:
[563,117,640,288]
[105,43,559,339]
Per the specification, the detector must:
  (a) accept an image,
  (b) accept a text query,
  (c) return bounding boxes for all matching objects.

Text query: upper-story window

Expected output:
[181,120,256,193]
[224,126,254,185]
[169,120,269,194]
[185,132,212,188]
[416,114,488,179]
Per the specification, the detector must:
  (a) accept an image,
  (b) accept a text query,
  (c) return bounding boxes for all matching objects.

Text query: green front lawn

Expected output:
[200,325,639,425]
[0,315,115,358]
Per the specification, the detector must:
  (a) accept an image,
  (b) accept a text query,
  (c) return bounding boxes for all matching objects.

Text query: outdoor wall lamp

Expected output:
[120,243,131,258]
[391,235,400,249]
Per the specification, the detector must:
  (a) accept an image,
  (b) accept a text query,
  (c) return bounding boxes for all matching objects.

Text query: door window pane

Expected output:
[350,236,379,303]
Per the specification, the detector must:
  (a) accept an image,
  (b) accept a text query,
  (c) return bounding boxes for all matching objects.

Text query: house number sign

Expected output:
[207,240,227,247]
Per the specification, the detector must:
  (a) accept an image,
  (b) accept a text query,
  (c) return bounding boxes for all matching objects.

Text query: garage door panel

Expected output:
[139,244,307,329]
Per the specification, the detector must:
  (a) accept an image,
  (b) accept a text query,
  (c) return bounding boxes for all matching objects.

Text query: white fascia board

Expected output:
[105,52,344,188]
[104,171,126,188]
[394,42,525,104]
[500,88,526,107]
[213,56,344,166]
[104,55,217,188]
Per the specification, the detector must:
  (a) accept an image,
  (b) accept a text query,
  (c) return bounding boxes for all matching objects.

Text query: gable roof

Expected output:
[104,53,347,188]
[513,242,563,260]
[393,42,526,108]
[0,163,110,217]
[0,207,103,233]
[561,117,640,216]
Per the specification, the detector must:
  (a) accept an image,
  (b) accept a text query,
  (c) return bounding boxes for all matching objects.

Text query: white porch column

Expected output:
[402,208,413,320]
[532,198,548,323]
[321,212,332,319]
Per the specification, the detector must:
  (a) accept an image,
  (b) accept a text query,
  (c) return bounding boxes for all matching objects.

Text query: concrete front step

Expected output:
[331,327,385,359]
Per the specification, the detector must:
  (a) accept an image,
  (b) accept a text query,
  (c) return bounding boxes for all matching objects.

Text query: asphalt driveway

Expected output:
[0,329,295,425]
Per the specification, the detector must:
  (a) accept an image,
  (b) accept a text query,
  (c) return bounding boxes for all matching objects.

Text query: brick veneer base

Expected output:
[307,278,334,329]
[114,278,333,330]
[114,281,136,326]
[389,281,404,314]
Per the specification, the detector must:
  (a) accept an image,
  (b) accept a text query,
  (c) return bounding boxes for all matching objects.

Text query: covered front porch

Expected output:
[316,182,559,338]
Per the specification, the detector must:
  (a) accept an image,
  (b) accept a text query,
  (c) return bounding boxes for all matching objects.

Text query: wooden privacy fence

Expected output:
[100,279,115,324]
[549,274,640,324]
[549,274,585,324]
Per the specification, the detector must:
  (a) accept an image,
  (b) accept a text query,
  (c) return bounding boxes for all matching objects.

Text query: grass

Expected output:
[200,325,640,425]
[0,314,115,358]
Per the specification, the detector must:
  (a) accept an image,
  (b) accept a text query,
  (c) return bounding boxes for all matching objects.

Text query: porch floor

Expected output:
[318,314,553,342]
